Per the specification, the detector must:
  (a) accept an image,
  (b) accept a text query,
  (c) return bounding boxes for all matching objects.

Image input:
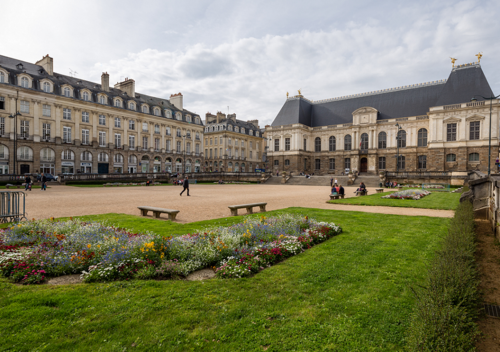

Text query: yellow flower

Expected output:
[97,245,100,248]
[87,244,91,249]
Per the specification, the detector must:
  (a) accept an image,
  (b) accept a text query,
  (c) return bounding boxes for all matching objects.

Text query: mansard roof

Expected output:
[272,63,495,128]
[0,54,203,125]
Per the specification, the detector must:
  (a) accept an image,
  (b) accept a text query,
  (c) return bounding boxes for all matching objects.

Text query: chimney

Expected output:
[216,111,226,124]
[205,112,217,124]
[101,72,109,92]
[35,55,53,75]
[247,119,260,129]
[227,113,237,122]
[114,78,135,97]
[170,92,183,111]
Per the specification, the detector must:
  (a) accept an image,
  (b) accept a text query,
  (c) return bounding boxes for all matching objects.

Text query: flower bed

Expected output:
[381,189,431,200]
[0,215,342,284]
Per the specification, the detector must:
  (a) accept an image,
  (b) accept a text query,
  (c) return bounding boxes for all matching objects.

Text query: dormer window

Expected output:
[115,99,121,108]
[16,63,23,70]
[228,125,233,131]
[129,102,135,110]
[176,112,182,120]
[0,72,4,83]
[241,128,245,134]
[186,115,192,123]
[43,82,51,93]
[142,105,149,114]
[99,95,107,104]
[82,91,90,101]
[154,108,160,116]
[63,87,72,97]
[20,77,29,88]
[165,110,171,118]
[235,127,239,133]
[194,116,200,124]
[256,131,259,137]
[249,130,253,136]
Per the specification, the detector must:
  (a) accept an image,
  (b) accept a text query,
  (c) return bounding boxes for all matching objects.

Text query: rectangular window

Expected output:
[274,139,279,152]
[63,126,72,143]
[114,117,121,128]
[210,149,213,158]
[166,140,171,152]
[274,160,279,166]
[447,123,457,141]
[99,114,106,125]
[129,120,135,130]
[142,122,148,132]
[220,137,222,144]
[155,138,160,150]
[250,151,252,159]
[20,100,30,113]
[470,121,480,140]
[20,120,29,137]
[154,125,160,134]
[315,159,321,170]
[210,138,212,145]
[115,133,122,148]
[0,97,4,110]
[42,104,51,117]
[81,129,89,144]
[177,141,182,153]
[329,158,335,170]
[378,157,386,170]
[344,158,351,170]
[418,155,427,169]
[0,117,4,135]
[285,138,290,151]
[129,135,135,148]
[63,108,71,120]
[196,144,200,154]
[142,136,148,149]
[42,123,51,139]
[214,149,218,158]
[303,139,307,151]
[397,156,406,170]
[99,131,106,147]
[82,111,89,123]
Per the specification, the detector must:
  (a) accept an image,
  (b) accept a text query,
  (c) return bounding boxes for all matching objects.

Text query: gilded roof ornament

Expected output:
[475,52,483,63]
[450,57,457,68]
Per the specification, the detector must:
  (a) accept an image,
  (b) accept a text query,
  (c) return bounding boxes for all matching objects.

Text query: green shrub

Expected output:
[406,201,479,351]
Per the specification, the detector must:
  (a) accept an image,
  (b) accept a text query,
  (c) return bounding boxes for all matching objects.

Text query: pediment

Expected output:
[443,117,461,123]
[352,106,378,115]
[466,114,486,121]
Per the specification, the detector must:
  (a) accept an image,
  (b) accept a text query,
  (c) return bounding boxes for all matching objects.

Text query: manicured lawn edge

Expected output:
[405,200,479,350]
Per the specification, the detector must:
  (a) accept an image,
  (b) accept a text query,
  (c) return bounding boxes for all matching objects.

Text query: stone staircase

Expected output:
[355,175,382,187]
[264,174,382,187]
[263,176,283,185]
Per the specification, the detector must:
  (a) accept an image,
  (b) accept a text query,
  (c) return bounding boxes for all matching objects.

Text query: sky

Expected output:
[2,0,500,126]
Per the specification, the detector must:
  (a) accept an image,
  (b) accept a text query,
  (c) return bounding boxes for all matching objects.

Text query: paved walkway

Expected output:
[21,183,454,222]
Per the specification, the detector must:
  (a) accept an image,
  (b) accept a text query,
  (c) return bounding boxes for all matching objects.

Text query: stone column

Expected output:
[91,111,98,147]
[33,100,41,142]
[149,122,154,152]
[161,124,166,152]
[108,115,114,149]
[54,104,62,144]
[74,108,81,146]
[123,117,128,150]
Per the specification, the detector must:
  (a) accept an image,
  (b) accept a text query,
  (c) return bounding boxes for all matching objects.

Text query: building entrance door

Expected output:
[20,164,30,174]
[360,158,368,173]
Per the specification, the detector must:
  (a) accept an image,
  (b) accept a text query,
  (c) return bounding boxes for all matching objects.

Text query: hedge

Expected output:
[406,201,479,351]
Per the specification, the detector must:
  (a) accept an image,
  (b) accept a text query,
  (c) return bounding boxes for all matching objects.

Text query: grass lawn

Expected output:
[329,190,461,210]
[0,208,449,351]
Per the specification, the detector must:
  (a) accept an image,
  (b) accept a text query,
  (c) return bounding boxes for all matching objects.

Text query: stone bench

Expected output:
[329,194,345,200]
[356,190,368,196]
[228,202,267,216]
[138,206,180,221]
[375,188,384,193]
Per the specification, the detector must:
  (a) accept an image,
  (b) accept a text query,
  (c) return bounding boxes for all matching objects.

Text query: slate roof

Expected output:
[0,54,203,126]
[205,117,262,137]
[272,63,495,127]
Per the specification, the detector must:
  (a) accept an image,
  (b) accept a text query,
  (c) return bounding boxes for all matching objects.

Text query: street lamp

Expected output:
[395,123,402,173]
[8,93,22,175]
[471,94,500,176]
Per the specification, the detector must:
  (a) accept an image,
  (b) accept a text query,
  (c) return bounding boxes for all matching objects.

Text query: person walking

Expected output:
[24,174,32,191]
[180,176,190,196]
[334,178,338,186]
[330,177,334,187]
[40,173,47,191]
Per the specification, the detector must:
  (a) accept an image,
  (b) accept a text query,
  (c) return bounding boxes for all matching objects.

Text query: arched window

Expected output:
[142,105,148,114]
[228,125,233,131]
[154,108,160,116]
[98,152,109,162]
[378,132,387,149]
[81,151,92,161]
[82,91,89,101]
[62,150,74,160]
[99,95,107,104]
[315,137,321,152]
[17,146,33,160]
[0,145,9,159]
[114,154,124,163]
[418,128,428,147]
[0,72,4,83]
[397,130,406,148]
[129,102,135,110]
[176,128,181,137]
[40,148,55,162]
[43,82,51,93]
[128,155,137,164]
[64,87,71,97]
[446,154,456,162]
[115,99,121,107]
[360,133,369,150]
[176,112,182,120]
[469,153,479,161]
[344,135,352,150]
[195,117,200,124]
[329,136,336,151]
[186,115,192,122]
[21,77,29,88]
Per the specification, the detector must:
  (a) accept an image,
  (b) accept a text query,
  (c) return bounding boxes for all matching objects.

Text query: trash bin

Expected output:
[379,182,383,188]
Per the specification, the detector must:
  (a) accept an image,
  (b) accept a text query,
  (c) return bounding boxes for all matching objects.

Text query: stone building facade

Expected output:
[266,62,499,175]
[203,112,264,172]
[0,54,205,175]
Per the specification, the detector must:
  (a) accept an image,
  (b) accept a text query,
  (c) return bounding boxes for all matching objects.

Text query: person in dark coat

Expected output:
[24,175,32,191]
[180,176,190,196]
[339,185,345,196]
[41,173,47,191]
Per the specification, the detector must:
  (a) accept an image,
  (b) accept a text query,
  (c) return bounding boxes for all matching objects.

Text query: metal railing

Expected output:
[60,172,172,182]
[0,191,26,223]
[386,171,467,179]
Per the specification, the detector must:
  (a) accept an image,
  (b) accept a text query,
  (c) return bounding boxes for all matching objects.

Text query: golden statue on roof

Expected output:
[476,52,483,63]
[298,89,302,95]
[286,92,289,98]
[450,57,457,67]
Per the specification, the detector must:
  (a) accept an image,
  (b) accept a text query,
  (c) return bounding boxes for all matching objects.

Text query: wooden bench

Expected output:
[329,194,345,200]
[356,190,368,196]
[375,188,384,193]
[228,202,267,216]
[138,206,180,221]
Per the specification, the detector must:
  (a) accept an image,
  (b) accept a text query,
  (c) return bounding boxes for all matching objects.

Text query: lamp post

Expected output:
[395,123,402,173]
[8,93,22,175]
[471,94,500,176]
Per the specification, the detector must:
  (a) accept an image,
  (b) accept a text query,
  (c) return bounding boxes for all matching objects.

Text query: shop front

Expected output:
[165,158,172,173]
[175,158,182,173]
[195,159,201,173]
[81,162,92,173]
[0,162,9,174]
[61,161,74,174]
[141,156,150,173]
[153,157,161,173]
[40,163,55,174]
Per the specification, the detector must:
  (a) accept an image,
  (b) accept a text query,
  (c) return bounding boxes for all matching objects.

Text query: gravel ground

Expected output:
[21,183,454,222]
